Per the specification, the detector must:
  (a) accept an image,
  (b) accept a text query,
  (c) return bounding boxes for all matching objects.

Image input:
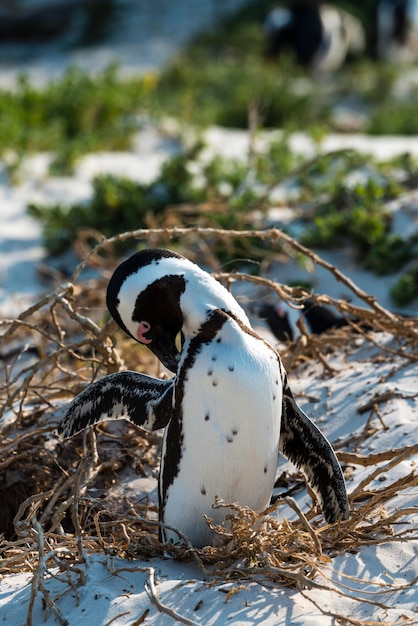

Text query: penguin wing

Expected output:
[58,371,173,438]
[280,377,349,523]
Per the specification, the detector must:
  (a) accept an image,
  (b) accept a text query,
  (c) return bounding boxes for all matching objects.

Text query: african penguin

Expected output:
[258,299,366,342]
[257,303,294,342]
[303,299,352,335]
[376,0,418,62]
[59,248,349,548]
[264,2,365,72]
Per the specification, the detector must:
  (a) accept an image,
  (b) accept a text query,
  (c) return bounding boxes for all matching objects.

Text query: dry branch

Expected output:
[0,227,417,626]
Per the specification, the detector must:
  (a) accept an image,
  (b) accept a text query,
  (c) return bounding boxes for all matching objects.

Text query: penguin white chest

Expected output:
[161,321,283,547]
[60,248,349,548]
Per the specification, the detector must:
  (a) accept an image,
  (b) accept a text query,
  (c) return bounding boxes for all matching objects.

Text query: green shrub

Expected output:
[363,234,416,275]
[0,64,153,172]
[255,138,301,184]
[28,175,152,254]
[368,96,418,135]
[301,180,392,248]
[299,176,415,275]
[390,266,418,307]
[27,140,283,259]
[28,142,204,255]
[152,51,328,130]
[1,0,418,181]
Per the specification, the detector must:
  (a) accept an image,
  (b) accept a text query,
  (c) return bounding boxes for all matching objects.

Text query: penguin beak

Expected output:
[148,330,183,373]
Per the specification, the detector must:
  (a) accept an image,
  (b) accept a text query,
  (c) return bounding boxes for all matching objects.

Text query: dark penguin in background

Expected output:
[0,1,82,42]
[258,303,294,342]
[302,299,352,334]
[59,249,349,548]
[264,1,365,72]
[255,299,352,343]
[376,0,418,61]
[265,3,324,66]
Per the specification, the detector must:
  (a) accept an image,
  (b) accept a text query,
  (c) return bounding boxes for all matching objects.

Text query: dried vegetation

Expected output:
[1,227,417,625]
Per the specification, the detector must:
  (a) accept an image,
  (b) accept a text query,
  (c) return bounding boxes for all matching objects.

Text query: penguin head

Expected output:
[106,248,250,373]
[106,249,188,373]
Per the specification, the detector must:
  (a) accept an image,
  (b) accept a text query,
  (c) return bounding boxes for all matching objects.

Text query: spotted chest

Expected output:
[160,313,283,547]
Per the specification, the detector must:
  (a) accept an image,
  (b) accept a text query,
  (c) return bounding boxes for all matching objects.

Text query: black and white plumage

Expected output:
[302,299,352,334]
[264,2,365,72]
[257,302,294,343]
[59,248,349,548]
[376,0,418,62]
[256,299,363,342]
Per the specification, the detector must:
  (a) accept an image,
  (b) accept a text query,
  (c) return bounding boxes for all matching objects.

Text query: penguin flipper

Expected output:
[58,371,173,438]
[279,377,349,523]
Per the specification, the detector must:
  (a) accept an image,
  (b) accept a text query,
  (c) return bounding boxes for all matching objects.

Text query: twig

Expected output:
[338,443,418,467]
[301,591,403,626]
[283,496,322,556]
[26,520,69,626]
[350,445,418,501]
[145,567,199,626]
[71,226,404,328]
[109,562,198,626]
[357,390,397,414]
[105,611,131,625]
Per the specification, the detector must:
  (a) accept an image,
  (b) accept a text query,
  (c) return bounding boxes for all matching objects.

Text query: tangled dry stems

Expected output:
[1,227,417,625]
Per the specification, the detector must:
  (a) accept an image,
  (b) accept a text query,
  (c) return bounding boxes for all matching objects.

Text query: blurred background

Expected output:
[1,1,417,81]
[2,6,418,615]
[0,0,251,85]
[1,0,418,316]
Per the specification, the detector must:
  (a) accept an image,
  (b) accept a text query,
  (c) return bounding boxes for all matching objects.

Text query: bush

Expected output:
[0,64,153,172]
[368,96,418,135]
[28,175,152,254]
[363,234,416,275]
[390,266,418,307]
[28,146,201,255]
[301,179,393,250]
[152,42,329,130]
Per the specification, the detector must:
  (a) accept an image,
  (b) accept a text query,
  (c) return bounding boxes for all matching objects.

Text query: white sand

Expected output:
[1,335,417,625]
[1,6,417,622]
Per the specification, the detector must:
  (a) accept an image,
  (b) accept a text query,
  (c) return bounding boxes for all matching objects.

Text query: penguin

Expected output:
[59,248,349,548]
[258,299,363,341]
[376,0,418,62]
[257,303,294,342]
[302,299,352,335]
[0,2,81,42]
[302,299,379,335]
[264,2,365,72]
[264,4,324,66]
[255,299,350,342]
